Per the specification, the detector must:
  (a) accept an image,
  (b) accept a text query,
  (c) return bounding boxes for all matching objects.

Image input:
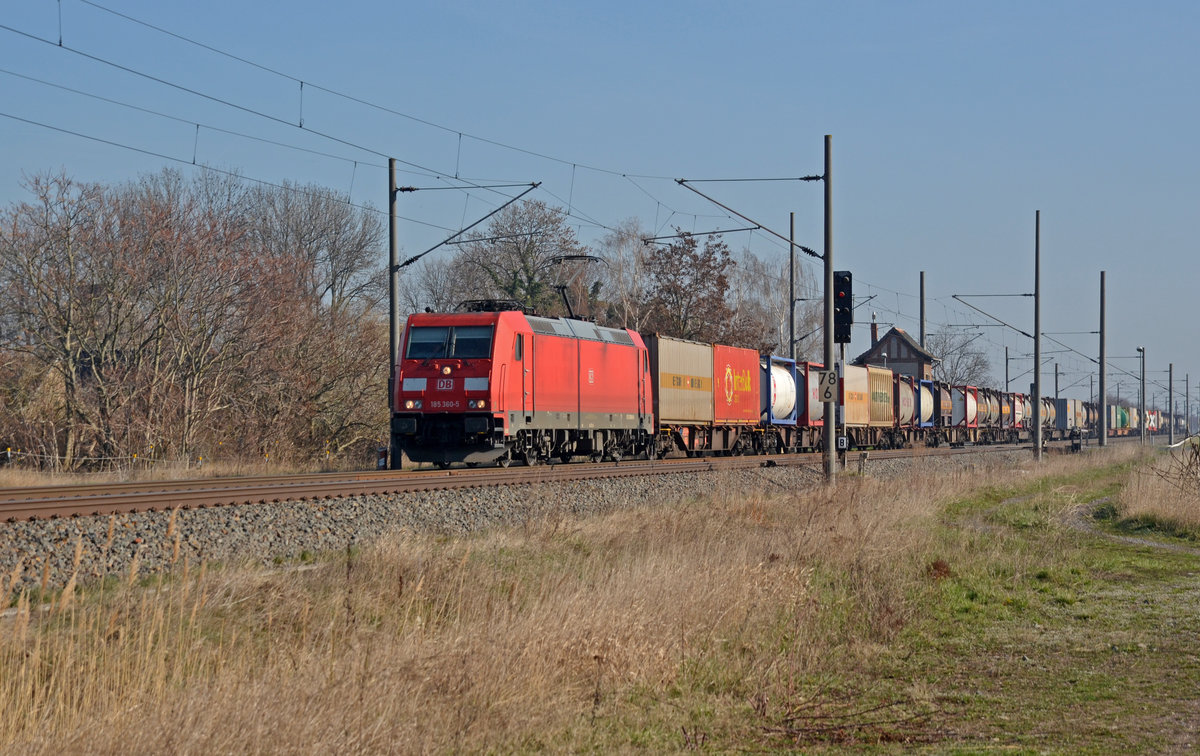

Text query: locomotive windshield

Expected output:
[405,325,493,359]
[450,325,493,358]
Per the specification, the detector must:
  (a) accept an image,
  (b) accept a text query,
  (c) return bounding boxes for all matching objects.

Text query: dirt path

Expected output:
[1065,496,1200,556]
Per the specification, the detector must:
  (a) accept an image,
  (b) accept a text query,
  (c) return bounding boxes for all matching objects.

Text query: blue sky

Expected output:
[3,1,1197,407]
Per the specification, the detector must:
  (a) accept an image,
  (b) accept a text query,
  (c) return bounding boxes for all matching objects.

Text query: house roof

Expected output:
[851,326,938,366]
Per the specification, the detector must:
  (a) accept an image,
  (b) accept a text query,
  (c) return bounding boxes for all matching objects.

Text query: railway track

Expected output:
[0,442,1090,523]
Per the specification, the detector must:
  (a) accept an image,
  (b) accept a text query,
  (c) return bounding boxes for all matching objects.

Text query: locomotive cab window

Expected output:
[404,325,494,359]
[450,325,493,359]
[406,326,449,358]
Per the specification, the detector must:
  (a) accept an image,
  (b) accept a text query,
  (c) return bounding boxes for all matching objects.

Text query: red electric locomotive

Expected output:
[390,302,654,468]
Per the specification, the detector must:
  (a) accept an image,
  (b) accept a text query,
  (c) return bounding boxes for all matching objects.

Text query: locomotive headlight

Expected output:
[404,399,423,410]
[469,399,487,409]
[442,366,452,375]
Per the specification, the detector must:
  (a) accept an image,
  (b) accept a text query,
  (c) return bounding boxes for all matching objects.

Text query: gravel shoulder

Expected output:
[1,450,1029,594]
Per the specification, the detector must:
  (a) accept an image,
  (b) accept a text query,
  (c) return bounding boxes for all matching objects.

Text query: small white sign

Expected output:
[817,370,838,403]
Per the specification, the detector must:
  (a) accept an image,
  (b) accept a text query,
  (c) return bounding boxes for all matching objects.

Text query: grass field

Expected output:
[3,445,1200,753]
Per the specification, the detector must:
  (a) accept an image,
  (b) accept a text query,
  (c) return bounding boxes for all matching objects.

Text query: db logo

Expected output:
[436,378,453,391]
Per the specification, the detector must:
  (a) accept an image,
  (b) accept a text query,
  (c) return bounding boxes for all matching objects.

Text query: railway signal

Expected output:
[833,270,853,343]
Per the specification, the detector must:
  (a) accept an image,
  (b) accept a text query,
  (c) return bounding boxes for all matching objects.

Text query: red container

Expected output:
[713,344,760,424]
[796,362,825,427]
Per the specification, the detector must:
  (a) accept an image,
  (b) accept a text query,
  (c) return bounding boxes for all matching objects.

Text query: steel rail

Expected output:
[0,443,1082,523]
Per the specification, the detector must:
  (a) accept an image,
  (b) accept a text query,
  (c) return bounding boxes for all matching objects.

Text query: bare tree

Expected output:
[641,231,734,342]
[722,247,821,355]
[244,181,384,320]
[595,218,654,330]
[455,200,587,316]
[0,173,116,468]
[927,331,993,386]
[0,169,388,468]
[398,255,505,315]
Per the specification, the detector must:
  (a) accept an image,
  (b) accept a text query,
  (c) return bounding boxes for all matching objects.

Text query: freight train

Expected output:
[389,303,1177,468]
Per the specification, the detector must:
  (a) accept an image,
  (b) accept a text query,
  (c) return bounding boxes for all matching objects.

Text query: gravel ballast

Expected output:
[1,450,1036,592]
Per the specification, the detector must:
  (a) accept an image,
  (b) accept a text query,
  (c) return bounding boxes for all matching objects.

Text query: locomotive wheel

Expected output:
[436,461,451,469]
[523,453,539,467]
[497,452,511,468]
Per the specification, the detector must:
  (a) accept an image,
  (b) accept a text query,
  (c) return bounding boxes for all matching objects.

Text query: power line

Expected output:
[0,20,516,198]
[0,67,398,175]
[0,110,457,232]
[73,0,681,181]
[3,11,752,251]
[66,0,743,229]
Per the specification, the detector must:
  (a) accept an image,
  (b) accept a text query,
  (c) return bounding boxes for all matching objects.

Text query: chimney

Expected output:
[871,312,879,347]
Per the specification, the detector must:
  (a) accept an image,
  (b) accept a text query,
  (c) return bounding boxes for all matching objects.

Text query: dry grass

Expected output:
[0,450,1139,753]
[0,456,370,489]
[1117,444,1200,533]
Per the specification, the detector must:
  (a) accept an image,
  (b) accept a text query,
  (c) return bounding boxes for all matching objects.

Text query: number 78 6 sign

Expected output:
[816,370,838,403]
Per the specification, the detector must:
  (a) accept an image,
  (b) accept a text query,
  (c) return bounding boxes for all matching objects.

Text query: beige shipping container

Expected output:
[867,366,894,427]
[843,365,871,427]
[645,335,714,425]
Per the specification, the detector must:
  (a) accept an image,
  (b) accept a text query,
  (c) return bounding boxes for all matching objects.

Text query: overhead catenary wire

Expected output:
[4,7,756,256]
[396,182,541,270]
[676,179,823,260]
[0,67,395,174]
[0,20,531,202]
[4,20,604,244]
[63,1,748,232]
[641,226,762,244]
[13,11,1187,391]
[0,110,457,231]
[71,0,682,181]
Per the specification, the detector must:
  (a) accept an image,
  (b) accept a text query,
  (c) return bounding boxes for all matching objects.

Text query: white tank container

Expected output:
[764,362,797,420]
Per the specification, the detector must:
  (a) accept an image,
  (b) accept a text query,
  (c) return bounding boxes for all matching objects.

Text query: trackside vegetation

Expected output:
[3,445,1199,753]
